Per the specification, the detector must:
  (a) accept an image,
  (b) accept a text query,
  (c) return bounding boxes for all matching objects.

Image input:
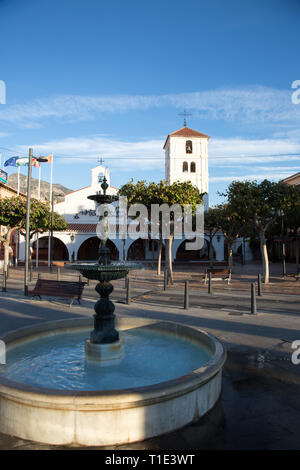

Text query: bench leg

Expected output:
[31,295,42,301]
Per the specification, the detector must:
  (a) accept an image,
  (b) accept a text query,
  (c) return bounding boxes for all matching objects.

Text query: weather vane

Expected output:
[178,109,192,127]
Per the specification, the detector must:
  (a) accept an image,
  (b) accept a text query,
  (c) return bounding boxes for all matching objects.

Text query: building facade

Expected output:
[19,126,229,263]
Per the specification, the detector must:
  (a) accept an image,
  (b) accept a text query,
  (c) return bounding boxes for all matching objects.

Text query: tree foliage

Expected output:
[119,179,204,282]
[0,196,67,271]
[222,179,295,282]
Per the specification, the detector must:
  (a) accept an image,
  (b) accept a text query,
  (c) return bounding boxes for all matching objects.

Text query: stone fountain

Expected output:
[0,176,226,446]
[68,176,141,363]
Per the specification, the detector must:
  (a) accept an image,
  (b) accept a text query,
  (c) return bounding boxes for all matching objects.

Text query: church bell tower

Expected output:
[163,125,209,209]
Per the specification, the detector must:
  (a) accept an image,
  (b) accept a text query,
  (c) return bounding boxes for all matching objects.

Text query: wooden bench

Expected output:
[204,268,231,285]
[287,273,300,282]
[29,279,86,306]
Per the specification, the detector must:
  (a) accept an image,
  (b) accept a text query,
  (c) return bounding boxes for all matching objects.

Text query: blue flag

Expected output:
[4,156,19,167]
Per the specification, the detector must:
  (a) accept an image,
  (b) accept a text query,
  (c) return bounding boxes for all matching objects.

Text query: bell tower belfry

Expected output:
[164,126,209,209]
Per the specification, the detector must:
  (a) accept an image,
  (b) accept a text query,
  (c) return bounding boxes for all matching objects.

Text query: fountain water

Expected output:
[0,177,226,446]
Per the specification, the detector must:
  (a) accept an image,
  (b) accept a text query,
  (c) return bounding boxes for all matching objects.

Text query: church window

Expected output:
[186,140,192,153]
[182,161,188,172]
[190,162,196,173]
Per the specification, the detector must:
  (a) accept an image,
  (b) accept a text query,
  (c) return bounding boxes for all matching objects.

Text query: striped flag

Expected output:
[38,155,52,164]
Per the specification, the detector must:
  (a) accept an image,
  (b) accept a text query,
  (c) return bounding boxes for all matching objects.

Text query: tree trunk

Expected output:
[296,237,300,272]
[3,228,13,273]
[227,241,233,270]
[209,234,214,268]
[157,238,162,276]
[166,234,174,285]
[259,231,269,283]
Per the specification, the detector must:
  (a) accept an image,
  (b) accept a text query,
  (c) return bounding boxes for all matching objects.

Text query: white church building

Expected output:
[20,126,251,264]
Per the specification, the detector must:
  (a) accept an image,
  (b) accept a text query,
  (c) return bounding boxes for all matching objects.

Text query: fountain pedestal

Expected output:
[85,339,124,365]
[85,280,124,364]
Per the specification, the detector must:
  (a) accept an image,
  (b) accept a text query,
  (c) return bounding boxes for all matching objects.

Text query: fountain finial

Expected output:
[101,176,109,195]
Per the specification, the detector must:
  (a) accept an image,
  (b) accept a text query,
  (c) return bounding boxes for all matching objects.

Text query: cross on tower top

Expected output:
[98,156,105,166]
[178,109,192,127]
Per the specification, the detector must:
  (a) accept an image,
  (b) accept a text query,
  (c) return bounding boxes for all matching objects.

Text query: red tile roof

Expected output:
[163,126,210,149]
[66,223,97,232]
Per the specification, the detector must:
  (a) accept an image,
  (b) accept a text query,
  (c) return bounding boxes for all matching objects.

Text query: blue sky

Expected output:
[0,0,300,205]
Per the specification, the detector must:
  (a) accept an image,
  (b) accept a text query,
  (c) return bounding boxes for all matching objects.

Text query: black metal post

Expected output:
[251,282,257,315]
[2,269,7,292]
[184,280,189,309]
[126,277,131,305]
[164,269,168,291]
[257,273,262,297]
[24,148,33,296]
[208,272,213,294]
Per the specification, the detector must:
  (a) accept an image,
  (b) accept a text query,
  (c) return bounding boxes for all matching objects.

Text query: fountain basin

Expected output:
[0,317,226,446]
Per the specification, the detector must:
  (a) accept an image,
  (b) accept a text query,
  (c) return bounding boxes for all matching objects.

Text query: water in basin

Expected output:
[0,327,212,391]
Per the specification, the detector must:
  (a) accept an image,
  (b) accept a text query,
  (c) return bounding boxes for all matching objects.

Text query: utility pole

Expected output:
[24,148,33,296]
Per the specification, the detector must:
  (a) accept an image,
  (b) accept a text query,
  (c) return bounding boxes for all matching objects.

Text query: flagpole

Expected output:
[48,153,53,268]
[24,148,33,296]
[15,167,21,268]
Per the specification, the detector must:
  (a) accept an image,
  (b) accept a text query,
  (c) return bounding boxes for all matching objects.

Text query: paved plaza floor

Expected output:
[0,262,299,450]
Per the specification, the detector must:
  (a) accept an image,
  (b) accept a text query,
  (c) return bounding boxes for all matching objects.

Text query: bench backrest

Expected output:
[35,279,86,293]
[205,268,230,275]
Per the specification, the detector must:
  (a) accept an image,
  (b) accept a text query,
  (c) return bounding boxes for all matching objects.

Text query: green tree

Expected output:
[119,180,204,283]
[212,204,244,270]
[0,196,67,272]
[223,180,292,283]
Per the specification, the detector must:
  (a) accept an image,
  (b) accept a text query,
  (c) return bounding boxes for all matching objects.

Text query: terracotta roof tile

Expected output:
[163,126,210,149]
[66,223,97,232]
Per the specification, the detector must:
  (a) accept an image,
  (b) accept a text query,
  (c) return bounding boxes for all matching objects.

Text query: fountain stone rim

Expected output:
[0,317,226,400]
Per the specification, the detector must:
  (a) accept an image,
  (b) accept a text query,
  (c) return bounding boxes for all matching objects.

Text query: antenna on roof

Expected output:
[178,109,192,127]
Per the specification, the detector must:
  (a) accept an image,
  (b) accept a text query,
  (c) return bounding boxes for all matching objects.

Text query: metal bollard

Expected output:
[208,272,213,294]
[251,282,257,315]
[124,274,128,289]
[57,266,61,281]
[257,273,262,297]
[2,270,7,292]
[164,269,168,291]
[184,280,189,309]
[126,277,131,305]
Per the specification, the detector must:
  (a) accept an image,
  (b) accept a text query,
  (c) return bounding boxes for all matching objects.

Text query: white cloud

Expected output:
[12,132,300,181]
[210,172,296,183]
[1,86,300,127]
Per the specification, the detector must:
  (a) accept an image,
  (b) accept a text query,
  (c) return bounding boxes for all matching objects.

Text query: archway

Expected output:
[127,239,146,260]
[32,236,69,261]
[77,237,118,261]
[175,238,214,261]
